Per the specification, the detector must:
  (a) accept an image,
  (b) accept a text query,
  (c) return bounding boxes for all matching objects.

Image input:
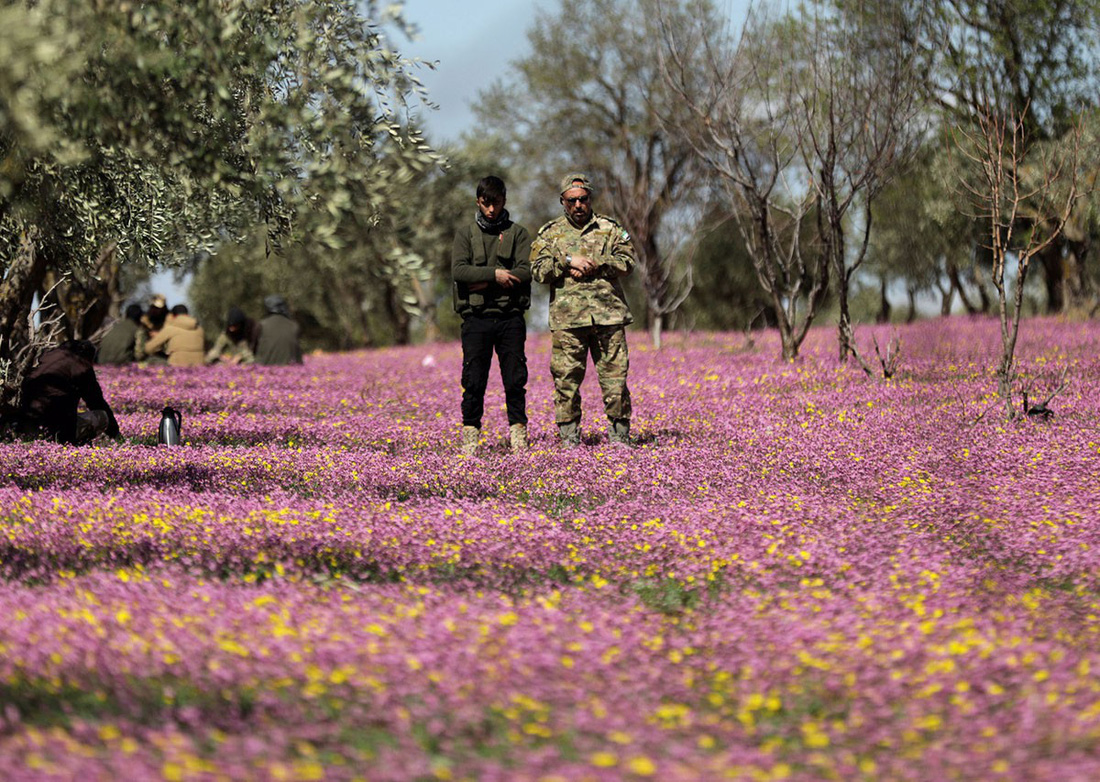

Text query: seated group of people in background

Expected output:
[96,294,302,368]
[3,295,303,445]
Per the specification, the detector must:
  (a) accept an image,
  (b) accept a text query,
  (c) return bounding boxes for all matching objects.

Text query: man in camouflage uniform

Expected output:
[531,172,635,447]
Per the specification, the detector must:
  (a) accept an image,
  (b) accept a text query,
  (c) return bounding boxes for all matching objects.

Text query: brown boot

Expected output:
[461,425,480,455]
[509,423,528,453]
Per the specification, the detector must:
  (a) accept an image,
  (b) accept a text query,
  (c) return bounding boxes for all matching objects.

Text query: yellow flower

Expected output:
[627,756,656,776]
[591,751,618,768]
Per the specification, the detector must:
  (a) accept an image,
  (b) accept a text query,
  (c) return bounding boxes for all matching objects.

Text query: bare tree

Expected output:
[475,0,710,349]
[849,331,902,381]
[951,98,1081,418]
[0,225,48,413]
[791,1,927,363]
[659,5,827,361]
[0,226,69,420]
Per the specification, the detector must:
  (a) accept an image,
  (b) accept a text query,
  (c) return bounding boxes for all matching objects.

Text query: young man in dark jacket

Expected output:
[451,175,532,454]
[20,340,122,444]
[255,295,303,366]
[96,303,143,364]
[205,306,259,365]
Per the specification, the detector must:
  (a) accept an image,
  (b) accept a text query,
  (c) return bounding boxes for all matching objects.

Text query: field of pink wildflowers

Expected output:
[1,316,1099,781]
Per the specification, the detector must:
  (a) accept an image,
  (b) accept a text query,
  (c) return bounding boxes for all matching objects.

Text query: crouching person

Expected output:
[451,175,532,454]
[19,340,122,444]
[205,307,258,365]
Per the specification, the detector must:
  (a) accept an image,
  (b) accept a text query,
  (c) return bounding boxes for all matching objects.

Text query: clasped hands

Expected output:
[567,253,598,280]
[469,268,522,292]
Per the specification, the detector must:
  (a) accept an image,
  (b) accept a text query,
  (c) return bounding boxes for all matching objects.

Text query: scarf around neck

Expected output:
[476,208,510,233]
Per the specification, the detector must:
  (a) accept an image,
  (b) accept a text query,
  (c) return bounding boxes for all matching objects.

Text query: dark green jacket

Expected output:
[451,218,532,318]
[255,314,302,365]
[96,318,140,364]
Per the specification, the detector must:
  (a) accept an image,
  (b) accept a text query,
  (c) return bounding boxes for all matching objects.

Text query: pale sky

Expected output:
[398,1,551,143]
[399,0,752,142]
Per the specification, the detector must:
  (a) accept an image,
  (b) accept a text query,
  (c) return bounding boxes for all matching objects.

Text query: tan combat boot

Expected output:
[461,425,480,456]
[509,423,528,453]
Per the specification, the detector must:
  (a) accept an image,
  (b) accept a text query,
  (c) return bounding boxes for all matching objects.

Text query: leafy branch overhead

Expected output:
[0,0,440,402]
[0,0,439,271]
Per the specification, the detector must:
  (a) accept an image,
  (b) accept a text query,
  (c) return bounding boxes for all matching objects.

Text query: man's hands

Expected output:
[470,268,522,292]
[568,253,598,280]
[494,268,521,288]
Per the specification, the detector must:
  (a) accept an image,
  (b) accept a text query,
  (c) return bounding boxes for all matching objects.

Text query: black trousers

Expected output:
[460,313,528,427]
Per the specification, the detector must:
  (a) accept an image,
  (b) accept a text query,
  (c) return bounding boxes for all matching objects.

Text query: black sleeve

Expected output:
[78,366,120,438]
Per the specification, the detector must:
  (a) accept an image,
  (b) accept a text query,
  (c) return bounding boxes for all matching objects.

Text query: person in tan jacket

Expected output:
[143,304,205,367]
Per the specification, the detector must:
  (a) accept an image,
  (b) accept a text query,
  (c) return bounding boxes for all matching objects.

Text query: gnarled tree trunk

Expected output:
[0,225,50,412]
[40,241,121,341]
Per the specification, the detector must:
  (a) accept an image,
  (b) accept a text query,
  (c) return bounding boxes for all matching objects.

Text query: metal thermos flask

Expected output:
[157,406,182,446]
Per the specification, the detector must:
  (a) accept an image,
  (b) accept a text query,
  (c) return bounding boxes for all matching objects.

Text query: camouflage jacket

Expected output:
[530,213,635,330]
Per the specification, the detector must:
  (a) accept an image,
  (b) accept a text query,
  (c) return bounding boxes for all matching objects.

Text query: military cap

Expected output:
[559,172,594,195]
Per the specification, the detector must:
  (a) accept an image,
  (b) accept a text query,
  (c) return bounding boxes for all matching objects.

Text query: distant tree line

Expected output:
[465,0,1097,411]
[2,0,1099,405]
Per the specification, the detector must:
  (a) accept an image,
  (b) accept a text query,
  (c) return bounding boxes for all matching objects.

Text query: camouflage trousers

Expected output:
[550,324,631,424]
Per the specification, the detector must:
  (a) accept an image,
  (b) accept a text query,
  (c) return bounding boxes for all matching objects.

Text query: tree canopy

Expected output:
[0,0,437,403]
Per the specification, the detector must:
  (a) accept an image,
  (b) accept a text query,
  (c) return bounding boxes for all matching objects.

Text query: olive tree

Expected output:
[0,0,435,407]
[189,140,488,350]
